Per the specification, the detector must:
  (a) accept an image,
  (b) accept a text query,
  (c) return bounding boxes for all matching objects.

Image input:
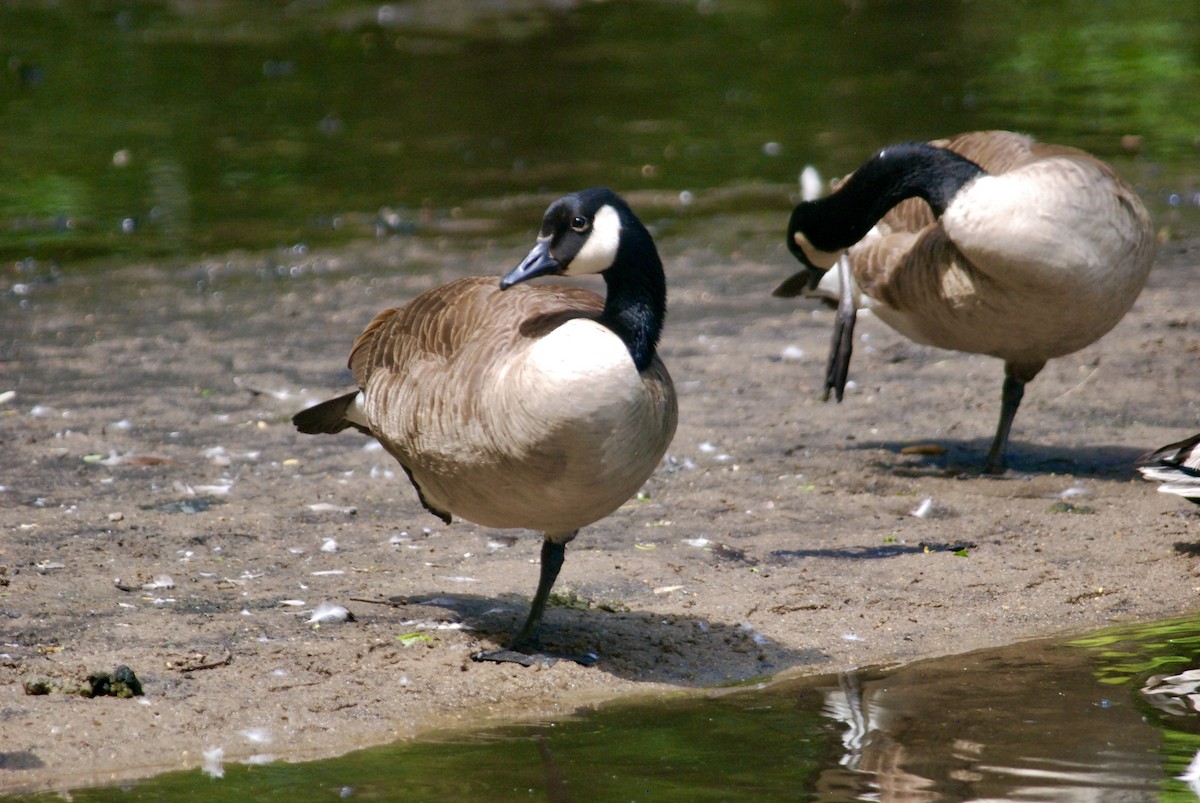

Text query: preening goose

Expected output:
[1137,434,1200,505]
[294,188,677,665]
[776,130,1155,473]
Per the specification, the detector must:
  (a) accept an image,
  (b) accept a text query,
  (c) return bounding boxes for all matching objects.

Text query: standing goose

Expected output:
[1137,434,1200,505]
[776,130,1155,473]
[294,188,677,665]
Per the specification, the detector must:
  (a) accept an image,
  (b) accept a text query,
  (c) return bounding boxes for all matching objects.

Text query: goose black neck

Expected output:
[790,142,986,255]
[601,221,667,373]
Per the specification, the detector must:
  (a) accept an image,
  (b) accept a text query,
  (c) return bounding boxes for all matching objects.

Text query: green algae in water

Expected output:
[30,616,1200,801]
[1070,614,1200,686]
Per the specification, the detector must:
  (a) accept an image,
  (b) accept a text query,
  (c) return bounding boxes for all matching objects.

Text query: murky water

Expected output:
[11,614,1200,800]
[2,0,1198,265]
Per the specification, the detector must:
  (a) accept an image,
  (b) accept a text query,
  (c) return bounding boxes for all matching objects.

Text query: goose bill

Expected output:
[501,240,561,289]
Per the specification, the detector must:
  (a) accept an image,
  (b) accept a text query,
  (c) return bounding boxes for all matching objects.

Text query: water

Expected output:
[12,614,1200,800]
[1,0,1198,265]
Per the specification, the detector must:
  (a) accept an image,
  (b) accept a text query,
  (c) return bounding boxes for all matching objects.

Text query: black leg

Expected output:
[983,375,1025,474]
[824,256,857,402]
[473,536,595,667]
[510,538,566,650]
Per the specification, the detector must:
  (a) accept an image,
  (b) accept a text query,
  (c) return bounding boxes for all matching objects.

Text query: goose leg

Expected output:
[824,255,857,402]
[982,376,1023,474]
[982,362,1045,474]
[474,535,595,667]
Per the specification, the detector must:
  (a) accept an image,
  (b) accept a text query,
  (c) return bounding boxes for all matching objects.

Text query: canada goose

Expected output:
[1137,434,1200,505]
[776,130,1155,473]
[293,188,677,665]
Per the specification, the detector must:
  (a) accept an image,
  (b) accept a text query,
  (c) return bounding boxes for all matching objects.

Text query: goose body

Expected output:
[295,188,677,663]
[1137,434,1200,505]
[778,131,1156,472]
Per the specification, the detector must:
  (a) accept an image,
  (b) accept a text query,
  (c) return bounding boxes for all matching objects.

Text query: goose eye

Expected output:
[570,216,588,232]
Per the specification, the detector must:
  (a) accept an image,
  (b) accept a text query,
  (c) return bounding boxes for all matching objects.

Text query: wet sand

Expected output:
[2,205,1198,793]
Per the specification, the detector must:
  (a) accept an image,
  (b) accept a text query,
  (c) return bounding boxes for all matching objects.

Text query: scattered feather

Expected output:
[665,455,696,472]
[278,599,306,607]
[320,538,338,553]
[684,538,710,548]
[780,345,805,361]
[910,497,935,518]
[142,574,175,591]
[240,728,273,744]
[306,602,354,624]
[308,502,357,515]
[201,747,225,779]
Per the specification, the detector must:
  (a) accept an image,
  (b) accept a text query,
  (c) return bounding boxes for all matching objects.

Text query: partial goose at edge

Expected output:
[1138,434,1200,505]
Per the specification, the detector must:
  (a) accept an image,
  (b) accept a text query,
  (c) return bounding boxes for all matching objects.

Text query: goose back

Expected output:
[840,131,1155,365]
[350,276,676,536]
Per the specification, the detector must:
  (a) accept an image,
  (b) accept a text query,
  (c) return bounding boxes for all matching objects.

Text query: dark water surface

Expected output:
[14,614,1200,800]
[2,0,1198,265]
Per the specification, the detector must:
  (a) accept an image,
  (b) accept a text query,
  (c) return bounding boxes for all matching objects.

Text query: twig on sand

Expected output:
[348,596,406,608]
[167,648,233,672]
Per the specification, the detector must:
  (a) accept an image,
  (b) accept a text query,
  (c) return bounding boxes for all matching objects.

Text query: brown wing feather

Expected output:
[349,277,604,389]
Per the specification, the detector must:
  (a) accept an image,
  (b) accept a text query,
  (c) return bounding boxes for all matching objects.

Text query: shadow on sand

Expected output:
[355,591,828,686]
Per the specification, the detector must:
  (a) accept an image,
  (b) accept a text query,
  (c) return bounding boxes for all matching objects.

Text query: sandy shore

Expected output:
[2,211,1198,793]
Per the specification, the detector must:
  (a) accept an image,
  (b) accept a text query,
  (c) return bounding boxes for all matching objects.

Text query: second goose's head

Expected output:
[777,142,988,297]
[501,188,644,289]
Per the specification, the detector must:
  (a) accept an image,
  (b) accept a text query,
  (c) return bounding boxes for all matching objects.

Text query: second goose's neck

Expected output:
[600,228,666,373]
[796,142,987,253]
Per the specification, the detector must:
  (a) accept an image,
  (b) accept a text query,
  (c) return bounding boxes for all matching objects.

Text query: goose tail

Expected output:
[293,391,370,435]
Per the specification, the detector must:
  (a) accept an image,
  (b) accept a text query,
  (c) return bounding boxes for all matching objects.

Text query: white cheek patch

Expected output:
[566,204,621,276]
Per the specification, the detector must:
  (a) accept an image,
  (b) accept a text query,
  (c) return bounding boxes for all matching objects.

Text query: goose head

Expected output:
[501,188,629,289]
[777,143,987,297]
[500,188,666,372]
